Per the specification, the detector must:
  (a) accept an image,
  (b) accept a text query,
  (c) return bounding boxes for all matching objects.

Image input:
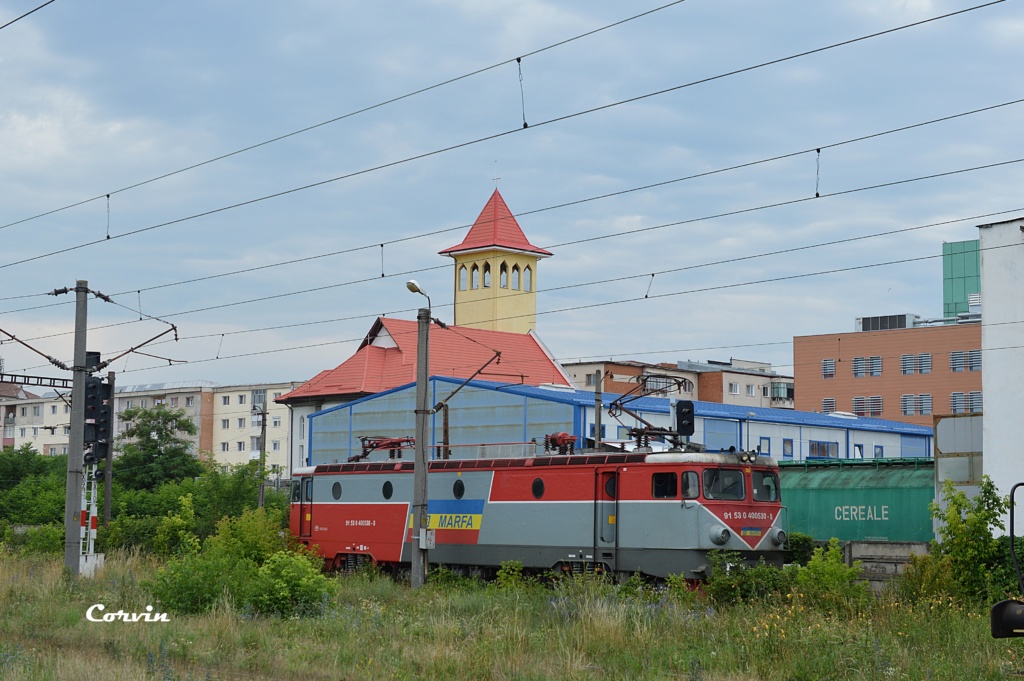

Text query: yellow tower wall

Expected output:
[451,249,540,333]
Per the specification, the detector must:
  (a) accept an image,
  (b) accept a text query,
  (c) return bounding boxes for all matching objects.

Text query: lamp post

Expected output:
[406,279,430,589]
[252,402,268,508]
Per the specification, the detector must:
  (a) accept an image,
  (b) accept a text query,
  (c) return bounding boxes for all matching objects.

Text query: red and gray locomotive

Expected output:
[289,445,787,580]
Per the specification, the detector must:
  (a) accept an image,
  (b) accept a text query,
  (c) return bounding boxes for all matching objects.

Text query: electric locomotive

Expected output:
[289,447,787,579]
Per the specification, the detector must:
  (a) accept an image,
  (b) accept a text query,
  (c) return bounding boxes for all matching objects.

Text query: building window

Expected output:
[874,445,884,458]
[584,373,594,386]
[821,398,836,413]
[471,264,479,289]
[523,266,532,292]
[64,404,70,414]
[272,416,281,428]
[500,262,508,288]
[272,440,281,452]
[968,349,982,372]
[969,391,983,413]
[868,395,883,417]
[221,419,229,429]
[483,262,491,287]
[50,405,57,415]
[809,441,839,458]
[900,394,915,416]
[821,359,835,379]
[237,442,246,452]
[918,394,932,415]
[869,356,882,376]
[251,436,262,452]
[19,428,25,438]
[782,439,794,459]
[186,396,195,407]
[918,353,932,374]
[459,265,467,291]
[759,437,771,455]
[950,351,965,373]
[511,265,520,290]
[220,442,229,452]
[950,392,966,414]
[273,392,282,400]
[900,354,915,375]
[852,357,866,377]
[32,428,38,436]
[169,397,179,407]
[617,426,631,439]
[222,396,230,406]
[746,384,755,397]
[32,406,40,416]
[238,394,246,405]
[237,418,246,429]
[588,424,606,438]
[728,382,740,395]
[252,389,266,408]
[20,407,26,417]
[63,426,70,435]
[852,396,866,416]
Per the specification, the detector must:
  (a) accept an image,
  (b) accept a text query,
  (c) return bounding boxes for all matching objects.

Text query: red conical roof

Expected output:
[439,189,552,257]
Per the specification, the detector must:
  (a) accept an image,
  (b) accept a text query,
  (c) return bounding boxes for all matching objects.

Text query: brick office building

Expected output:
[794,319,982,427]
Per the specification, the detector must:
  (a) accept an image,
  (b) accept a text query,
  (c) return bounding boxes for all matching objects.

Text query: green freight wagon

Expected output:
[778,459,934,543]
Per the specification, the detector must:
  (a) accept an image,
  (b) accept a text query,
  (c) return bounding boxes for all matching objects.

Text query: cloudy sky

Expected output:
[0,0,1020,390]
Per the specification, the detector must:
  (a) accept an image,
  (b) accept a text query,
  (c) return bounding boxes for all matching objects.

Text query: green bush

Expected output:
[1,523,64,555]
[703,550,796,605]
[785,531,816,566]
[245,550,337,617]
[794,538,870,614]
[888,551,956,603]
[150,551,259,614]
[152,495,200,557]
[203,507,287,563]
[930,476,1008,604]
[496,560,527,590]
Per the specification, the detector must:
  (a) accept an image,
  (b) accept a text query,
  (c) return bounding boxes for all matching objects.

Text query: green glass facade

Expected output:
[942,239,980,320]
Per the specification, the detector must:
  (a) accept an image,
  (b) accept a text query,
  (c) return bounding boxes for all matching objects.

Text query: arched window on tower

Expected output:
[483,262,491,288]
[511,265,520,290]
[459,266,467,291]
[500,262,508,288]
[471,264,480,289]
[523,265,532,292]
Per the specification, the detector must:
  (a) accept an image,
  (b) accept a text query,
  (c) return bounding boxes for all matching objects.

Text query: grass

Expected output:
[0,552,1021,680]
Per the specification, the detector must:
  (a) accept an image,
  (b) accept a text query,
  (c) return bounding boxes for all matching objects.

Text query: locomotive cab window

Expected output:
[652,472,677,499]
[702,468,744,500]
[752,471,779,502]
[290,480,301,503]
[303,478,313,502]
[681,471,699,499]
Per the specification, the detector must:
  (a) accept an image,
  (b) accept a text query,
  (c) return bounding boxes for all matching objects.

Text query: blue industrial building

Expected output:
[306,377,933,466]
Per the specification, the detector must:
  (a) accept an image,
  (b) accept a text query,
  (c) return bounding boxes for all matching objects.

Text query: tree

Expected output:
[113,405,203,490]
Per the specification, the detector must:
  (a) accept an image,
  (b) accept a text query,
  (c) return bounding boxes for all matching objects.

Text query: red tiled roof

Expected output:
[439,189,552,257]
[277,317,571,403]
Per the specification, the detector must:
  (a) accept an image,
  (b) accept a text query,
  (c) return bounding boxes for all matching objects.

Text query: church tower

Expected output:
[439,190,551,333]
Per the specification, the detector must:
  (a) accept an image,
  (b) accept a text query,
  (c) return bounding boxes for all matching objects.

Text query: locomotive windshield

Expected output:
[702,468,745,500]
[752,470,780,502]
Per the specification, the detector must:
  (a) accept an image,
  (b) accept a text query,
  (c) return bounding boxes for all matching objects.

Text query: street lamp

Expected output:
[251,402,268,508]
[406,279,430,589]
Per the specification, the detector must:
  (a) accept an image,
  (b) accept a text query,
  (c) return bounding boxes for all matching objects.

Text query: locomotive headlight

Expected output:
[709,525,731,545]
[770,528,787,547]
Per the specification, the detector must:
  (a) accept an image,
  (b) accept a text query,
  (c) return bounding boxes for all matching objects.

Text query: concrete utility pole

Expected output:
[63,281,88,575]
[254,401,268,508]
[411,305,430,588]
[406,279,432,589]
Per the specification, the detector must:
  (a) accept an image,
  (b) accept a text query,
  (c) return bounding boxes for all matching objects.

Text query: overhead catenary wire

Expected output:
[0,0,693,235]
[0,0,56,32]
[17,238,1021,377]
[0,1,1004,274]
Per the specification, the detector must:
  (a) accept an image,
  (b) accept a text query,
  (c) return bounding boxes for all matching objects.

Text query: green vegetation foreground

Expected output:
[0,549,1020,681]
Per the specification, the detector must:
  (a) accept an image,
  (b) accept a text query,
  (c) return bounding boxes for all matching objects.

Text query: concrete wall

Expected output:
[980,217,1024,515]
